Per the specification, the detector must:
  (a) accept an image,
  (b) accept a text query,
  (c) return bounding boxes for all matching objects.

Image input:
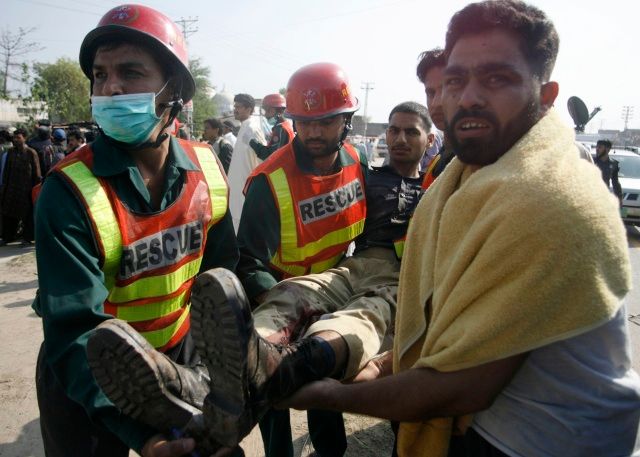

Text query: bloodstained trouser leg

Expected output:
[254,269,353,457]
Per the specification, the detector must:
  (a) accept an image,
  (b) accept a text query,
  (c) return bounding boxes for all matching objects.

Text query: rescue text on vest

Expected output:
[120,221,204,279]
[299,179,364,225]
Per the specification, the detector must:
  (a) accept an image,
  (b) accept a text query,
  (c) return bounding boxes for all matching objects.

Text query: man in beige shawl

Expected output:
[281,1,640,456]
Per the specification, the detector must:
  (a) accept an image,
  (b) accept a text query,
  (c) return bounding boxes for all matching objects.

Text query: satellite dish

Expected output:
[567,96,590,132]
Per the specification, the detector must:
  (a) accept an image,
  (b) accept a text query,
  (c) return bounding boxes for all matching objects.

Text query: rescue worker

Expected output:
[234,62,368,457]
[33,5,237,457]
[249,93,294,161]
[187,101,434,450]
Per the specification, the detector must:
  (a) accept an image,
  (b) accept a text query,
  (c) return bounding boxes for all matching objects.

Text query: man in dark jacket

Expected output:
[595,139,623,204]
[0,128,41,246]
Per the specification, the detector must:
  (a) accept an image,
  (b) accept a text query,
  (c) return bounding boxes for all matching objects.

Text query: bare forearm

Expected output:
[310,368,476,421]
[286,354,526,422]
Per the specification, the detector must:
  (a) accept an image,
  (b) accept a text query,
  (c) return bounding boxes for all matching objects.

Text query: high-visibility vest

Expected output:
[393,237,406,259]
[247,142,366,278]
[279,119,294,144]
[54,140,228,351]
[422,153,441,190]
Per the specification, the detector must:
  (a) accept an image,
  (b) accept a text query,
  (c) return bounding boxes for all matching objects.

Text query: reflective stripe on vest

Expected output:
[268,167,365,263]
[139,303,191,349]
[394,238,405,259]
[422,154,441,191]
[108,258,201,303]
[114,289,189,322]
[270,251,344,277]
[193,146,228,227]
[58,143,228,350]
[59,160,122,290]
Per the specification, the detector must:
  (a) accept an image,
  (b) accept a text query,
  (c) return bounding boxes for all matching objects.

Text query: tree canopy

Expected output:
[182,57,216,138]
[30,58,91,123]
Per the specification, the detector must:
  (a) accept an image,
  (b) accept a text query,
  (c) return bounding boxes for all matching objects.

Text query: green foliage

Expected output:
[30,58,91,123]
[181,57,216,138]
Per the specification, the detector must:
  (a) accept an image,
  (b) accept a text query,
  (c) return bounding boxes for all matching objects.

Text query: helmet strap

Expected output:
[337,113,354,149]
[100,97,184,151]
[147,98,183,148]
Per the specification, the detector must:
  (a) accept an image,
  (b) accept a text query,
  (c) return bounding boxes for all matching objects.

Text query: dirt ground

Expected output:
[0,247,394,457]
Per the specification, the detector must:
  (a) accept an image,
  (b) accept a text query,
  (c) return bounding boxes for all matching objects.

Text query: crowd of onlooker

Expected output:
[0,120,94,246]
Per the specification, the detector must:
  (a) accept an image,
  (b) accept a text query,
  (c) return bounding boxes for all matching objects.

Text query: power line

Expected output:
[174,17,199,137]
[16,0,100,16]
[361,82,375,139]
[67,0,120,9]
[175,17,199,44]
[622,106,634,131]
[213,0,420,40]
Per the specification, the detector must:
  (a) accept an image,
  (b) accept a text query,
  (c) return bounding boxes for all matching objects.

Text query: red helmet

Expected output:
[79,4,196,102]
[285,62,359,121]
[262,93,286,109]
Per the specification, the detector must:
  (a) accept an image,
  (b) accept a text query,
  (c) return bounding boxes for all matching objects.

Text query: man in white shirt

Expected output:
[227,93,266,230]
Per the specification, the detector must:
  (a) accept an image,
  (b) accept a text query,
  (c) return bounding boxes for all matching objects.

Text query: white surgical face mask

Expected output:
[91,81,169,145]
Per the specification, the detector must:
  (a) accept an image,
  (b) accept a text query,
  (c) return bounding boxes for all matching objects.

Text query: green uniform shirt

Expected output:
[32,135,239,452]
[236,138,369,301]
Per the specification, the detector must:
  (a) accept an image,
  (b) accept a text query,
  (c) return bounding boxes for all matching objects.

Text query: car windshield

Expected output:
[615,155,640,179]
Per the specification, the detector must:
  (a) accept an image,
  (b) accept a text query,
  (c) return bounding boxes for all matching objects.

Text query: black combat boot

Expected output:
[87,318,221,454]
[190,268,335,447]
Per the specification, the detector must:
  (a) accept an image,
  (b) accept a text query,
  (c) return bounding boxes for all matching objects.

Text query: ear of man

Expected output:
[539,81,559,114]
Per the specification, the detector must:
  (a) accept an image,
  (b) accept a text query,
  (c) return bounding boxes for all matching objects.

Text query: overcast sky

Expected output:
[4,0,640,131]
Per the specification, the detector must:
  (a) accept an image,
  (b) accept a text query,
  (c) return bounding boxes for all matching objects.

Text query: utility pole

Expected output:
[175,17,199,43]
[174,17,199,138]
[361,82,374,140]
[621,105,634,131]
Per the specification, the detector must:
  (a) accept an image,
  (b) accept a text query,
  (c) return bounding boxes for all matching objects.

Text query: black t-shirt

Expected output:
[354,165,424,254]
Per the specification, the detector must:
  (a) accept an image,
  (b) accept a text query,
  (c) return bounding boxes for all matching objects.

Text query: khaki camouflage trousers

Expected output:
[254,247,399,378]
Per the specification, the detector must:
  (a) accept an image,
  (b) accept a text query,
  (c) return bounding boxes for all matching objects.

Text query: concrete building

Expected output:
[0,99,48,130]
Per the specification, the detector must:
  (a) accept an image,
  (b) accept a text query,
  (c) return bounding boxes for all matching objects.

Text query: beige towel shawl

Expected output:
[392,110,631,456]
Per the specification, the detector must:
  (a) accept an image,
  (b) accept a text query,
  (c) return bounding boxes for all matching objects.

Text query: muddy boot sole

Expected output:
[87,320,205,436]
[191,268,254,446]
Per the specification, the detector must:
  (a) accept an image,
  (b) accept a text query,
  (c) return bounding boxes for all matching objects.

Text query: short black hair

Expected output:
[204,118,224,130]
[388,101,432,131]
[85,129,97,143]
[0,130,12,142]
[597,139,612,150]
[445,0,559,81]
[37,126,50,140]
[14,128,28,138]
[416,48,446,84]
[68,130,85,142]
[234,93,256,110]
